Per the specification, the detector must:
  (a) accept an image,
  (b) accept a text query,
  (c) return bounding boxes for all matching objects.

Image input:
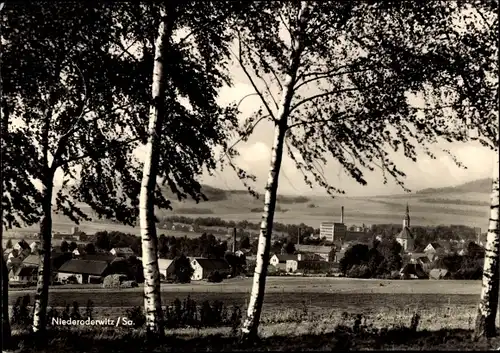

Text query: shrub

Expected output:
[61,304,70,320]
[207,271,224,283]
[11,295,32,327]
[66,275,79,284]
[125,306,146,329]
[85,300,94,320]
[102,274,127,288]
[70,301,81,320]
[347,264,371,278]
[120,280,138,288]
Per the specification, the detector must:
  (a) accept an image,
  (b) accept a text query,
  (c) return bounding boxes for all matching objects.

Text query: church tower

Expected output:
[403,203,410,228]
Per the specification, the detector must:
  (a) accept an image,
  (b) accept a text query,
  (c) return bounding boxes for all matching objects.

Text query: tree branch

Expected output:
[287,112,352,130]
[219,114,270,162]
[294,66,373,92]
[289,86,367,114]
[230,32,277,121]
[58,136,141,167]
[57,60,88,142]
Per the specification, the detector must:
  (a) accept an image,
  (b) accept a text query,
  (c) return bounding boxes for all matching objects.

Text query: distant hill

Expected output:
[160,184,310,204]
[416,178,493,195]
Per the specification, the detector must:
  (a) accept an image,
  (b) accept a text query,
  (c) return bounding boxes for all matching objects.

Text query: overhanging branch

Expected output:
[294,67,373,92]
[58,136,141,167]
[230,32,277,121]
[289,86,367,114]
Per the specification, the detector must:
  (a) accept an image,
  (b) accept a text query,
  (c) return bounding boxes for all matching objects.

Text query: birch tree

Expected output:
[1,2,42,346]
[475,144,500,339]
[474,0,500,332]
[232,1,498,340]
[139,5,175,337]
[2,4,146,334]
[115,3,244,336]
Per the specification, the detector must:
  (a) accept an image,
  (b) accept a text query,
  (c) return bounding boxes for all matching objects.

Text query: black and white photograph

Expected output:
[0,1,498,351]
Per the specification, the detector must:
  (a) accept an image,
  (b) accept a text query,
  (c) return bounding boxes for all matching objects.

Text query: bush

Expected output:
[120,280,138,288]
[125,306,146,329]
[347,264,371,279]
[70,301,81,320]
[207,271,224,283]
[11,295,32,328]
[66,275,79,284]
[102,274,127,288]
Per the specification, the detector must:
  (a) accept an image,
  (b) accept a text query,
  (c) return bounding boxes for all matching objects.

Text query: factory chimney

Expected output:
[232,227,237,253]
[297,228,301,245]
[340,206,344,224]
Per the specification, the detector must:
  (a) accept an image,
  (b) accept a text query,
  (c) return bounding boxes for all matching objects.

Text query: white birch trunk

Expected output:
[474,146,500,339]
[139,5,172,337]
[32,180,54,333]
[240,2,311,341]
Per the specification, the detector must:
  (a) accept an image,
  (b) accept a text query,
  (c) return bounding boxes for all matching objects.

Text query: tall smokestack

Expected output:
[232,227,237,253]
[298,228,301,245]
[341,206,344,224]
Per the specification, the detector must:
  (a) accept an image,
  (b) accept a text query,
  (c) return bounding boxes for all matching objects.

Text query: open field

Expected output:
[8,278,482,310]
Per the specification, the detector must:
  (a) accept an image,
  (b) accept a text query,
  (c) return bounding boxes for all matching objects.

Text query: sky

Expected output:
[169,6,496,198]
[133,63,496,197]
[204,98,494,197]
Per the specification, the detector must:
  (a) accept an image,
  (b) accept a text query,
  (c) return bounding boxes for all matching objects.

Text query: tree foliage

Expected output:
[172,255,194,284]
[231,1,498,194]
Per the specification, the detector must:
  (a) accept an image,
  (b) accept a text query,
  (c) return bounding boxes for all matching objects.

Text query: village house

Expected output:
[294,244,335,262]
[80,254,116,262]
[285,259,338,273]
[29,241,40,254]
[22,254,40,268]
[158,259,175,281]
[109,247,135,258]
[72,244,87,257]
[190,258,231,281]
[269,254,298,271]
[6,257,22,271]
[9,266,37,283]
[424,242,441,253]
[13,240,30,252]
[56,259,110,284]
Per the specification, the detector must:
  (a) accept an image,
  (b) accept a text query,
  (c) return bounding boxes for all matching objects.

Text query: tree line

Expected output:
[1,0,497,346]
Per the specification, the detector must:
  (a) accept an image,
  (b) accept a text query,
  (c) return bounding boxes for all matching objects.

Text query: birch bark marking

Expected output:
[139,5,173,336]
[32,179,54,333]
[474,146,500,339]
[240,1,312,341]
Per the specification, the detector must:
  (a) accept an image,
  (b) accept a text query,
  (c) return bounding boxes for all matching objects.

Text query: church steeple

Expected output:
[403,203,410,228]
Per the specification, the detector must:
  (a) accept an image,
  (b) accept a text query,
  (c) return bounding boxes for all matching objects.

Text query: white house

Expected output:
[269,254,298,270]
[190,258,231,281]
[424,242,441,253]
[158,259,175,280]
[57,259,110,284]
[30,241,40,253]
[110,247,135,258]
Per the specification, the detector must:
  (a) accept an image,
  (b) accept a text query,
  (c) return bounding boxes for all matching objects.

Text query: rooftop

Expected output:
[57,259,109,276]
